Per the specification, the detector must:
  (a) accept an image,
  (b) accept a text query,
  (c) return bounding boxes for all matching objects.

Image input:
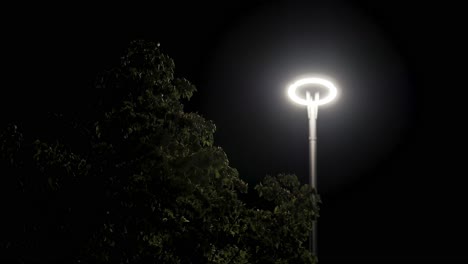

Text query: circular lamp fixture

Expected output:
[287,77,338,106]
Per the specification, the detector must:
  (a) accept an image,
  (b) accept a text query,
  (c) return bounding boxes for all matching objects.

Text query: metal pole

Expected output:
[306,91,319,257]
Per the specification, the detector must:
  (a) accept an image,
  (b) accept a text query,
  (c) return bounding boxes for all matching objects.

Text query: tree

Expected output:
[0,40,320,263]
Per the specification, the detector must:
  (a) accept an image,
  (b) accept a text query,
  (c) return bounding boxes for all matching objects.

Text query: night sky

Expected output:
[3,0,466,262]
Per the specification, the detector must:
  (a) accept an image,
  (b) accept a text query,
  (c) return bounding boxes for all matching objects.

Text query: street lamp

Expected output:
[287,77,338,256]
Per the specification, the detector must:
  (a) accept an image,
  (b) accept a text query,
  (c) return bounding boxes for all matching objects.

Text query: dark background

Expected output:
[2,0,466,262]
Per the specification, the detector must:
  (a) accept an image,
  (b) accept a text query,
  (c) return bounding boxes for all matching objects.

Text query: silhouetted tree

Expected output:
[0,40,319,263]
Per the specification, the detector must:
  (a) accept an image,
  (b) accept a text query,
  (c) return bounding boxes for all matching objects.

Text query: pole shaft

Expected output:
[306,92,319,257]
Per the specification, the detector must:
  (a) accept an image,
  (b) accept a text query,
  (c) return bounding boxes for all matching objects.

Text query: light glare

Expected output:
[287,77,338,106]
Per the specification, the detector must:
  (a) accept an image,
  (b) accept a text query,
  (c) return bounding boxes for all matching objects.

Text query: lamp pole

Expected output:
[306,91,319,255]
[287,77,338,259]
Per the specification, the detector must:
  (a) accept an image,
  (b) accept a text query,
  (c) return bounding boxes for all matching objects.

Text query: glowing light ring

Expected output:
[287,77,338,106]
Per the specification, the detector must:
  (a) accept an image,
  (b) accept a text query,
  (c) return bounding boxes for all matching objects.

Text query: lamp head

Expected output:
[287,77,338,106]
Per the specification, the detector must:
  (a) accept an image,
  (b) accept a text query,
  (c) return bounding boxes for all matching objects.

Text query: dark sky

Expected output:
[3,0,466,262]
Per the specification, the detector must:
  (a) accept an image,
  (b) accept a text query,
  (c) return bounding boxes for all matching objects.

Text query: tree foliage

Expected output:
[0,40,320,263]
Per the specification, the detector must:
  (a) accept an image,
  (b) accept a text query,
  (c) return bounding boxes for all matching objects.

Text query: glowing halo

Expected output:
[287,77,338,106]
